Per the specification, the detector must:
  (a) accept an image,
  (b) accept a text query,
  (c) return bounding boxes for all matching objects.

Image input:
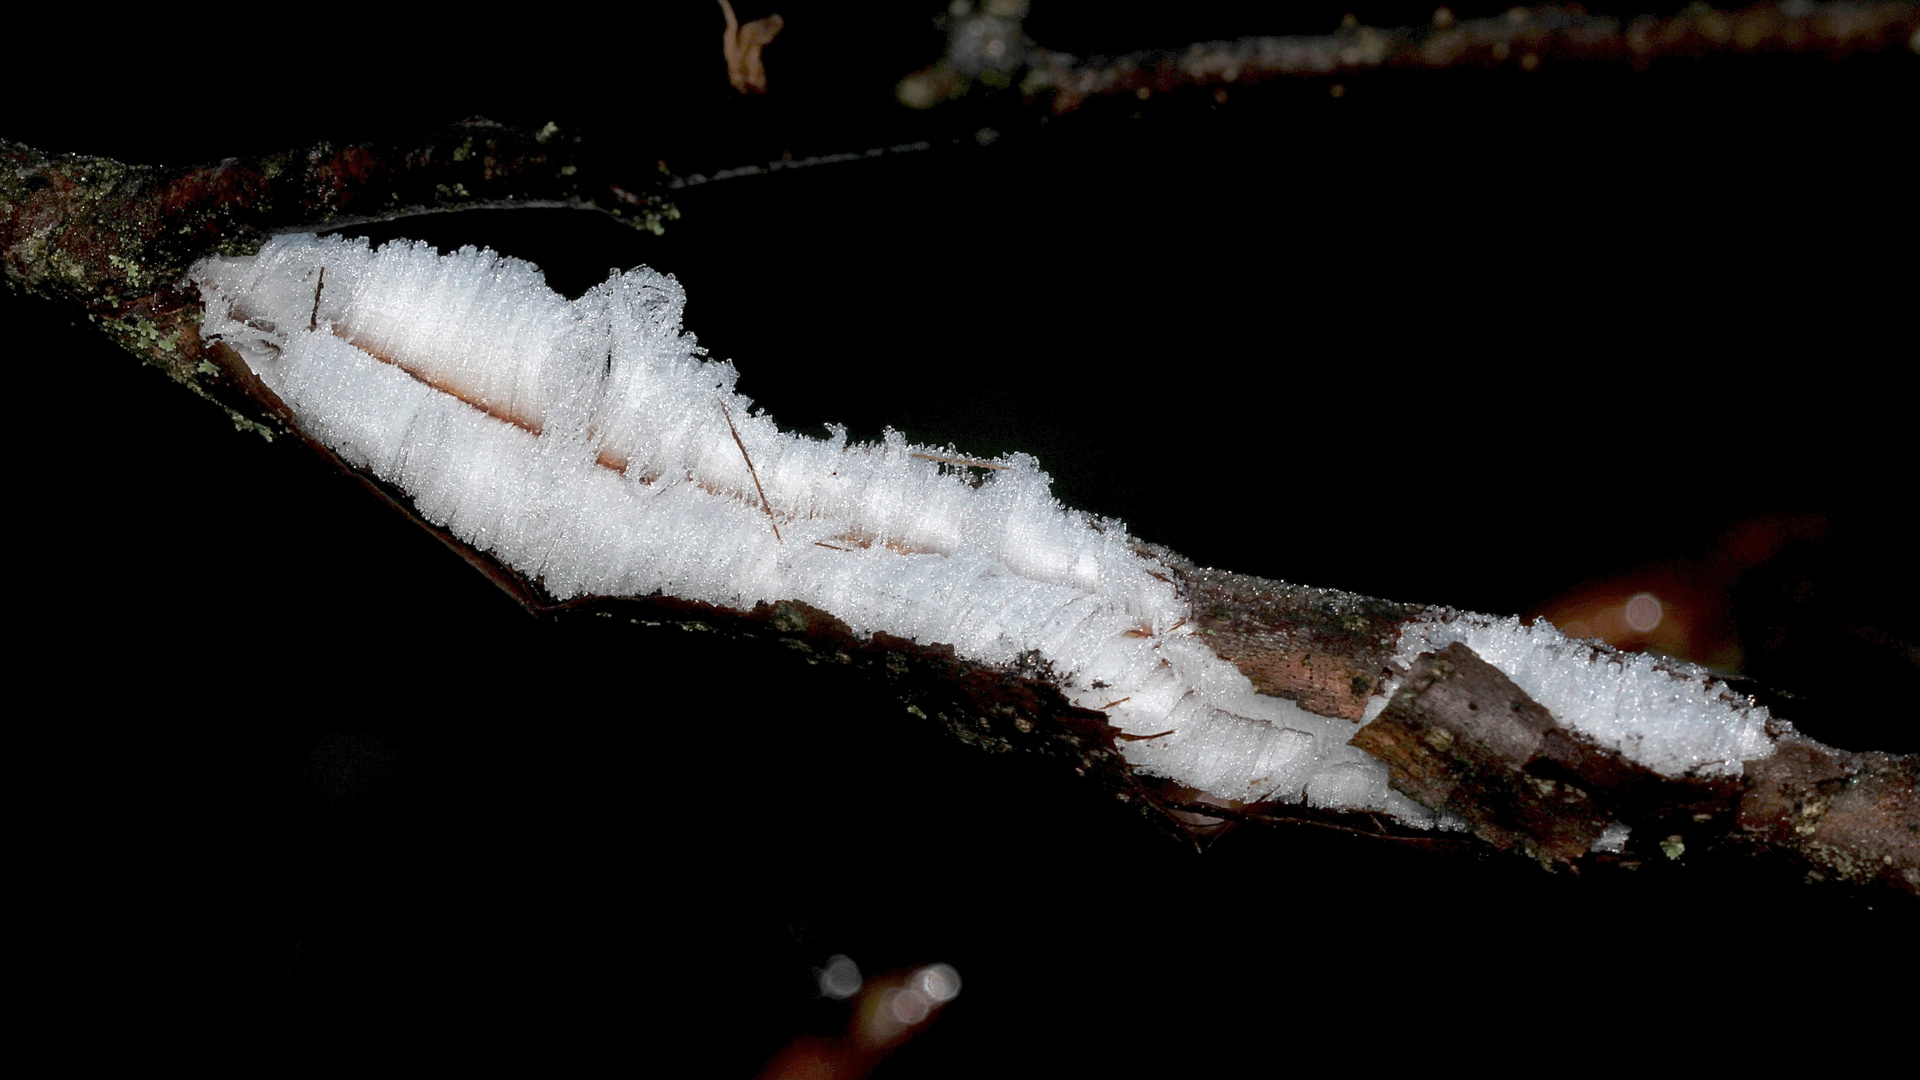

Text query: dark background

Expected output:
[12,2,1915,1070]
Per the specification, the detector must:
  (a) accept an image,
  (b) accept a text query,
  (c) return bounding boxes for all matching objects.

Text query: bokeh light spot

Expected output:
[1623,592,1663,633]
[915,963,962,1003]
[818,954,863,1000]
[885,988,933,1025]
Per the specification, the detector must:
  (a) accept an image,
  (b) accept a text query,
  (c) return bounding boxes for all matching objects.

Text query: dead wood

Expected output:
[6,5,1914,898]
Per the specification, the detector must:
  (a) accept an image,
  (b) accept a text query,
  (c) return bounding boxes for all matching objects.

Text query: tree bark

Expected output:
[3,122,673,435]
[904,1,1920,113]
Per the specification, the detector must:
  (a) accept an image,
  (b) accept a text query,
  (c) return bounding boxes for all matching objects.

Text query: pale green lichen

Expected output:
[230,413,274,441]
[631,203,681,237]
[1794,796,1829,836]
[772,601,809,633]
[112,318,181,355]
[216,234,267,258]
[107,253,148,287]
[49,248,92,288]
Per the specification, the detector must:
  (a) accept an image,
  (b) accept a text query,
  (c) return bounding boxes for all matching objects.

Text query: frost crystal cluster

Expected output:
[1387,613,1776,777]
[193,235,1775,825]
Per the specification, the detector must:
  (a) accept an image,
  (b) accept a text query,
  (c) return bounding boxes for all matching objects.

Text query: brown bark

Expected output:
[2,122,672,437]
[1352,642,1916,890]
[903,1,1920,113]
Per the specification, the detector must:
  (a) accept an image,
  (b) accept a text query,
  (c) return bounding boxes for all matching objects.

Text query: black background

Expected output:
[11,3,1916,1070]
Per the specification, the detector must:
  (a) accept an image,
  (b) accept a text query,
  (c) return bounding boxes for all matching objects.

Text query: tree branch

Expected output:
[6,4,1915,901]
[901,1,1920,112]
[3,120,670,432]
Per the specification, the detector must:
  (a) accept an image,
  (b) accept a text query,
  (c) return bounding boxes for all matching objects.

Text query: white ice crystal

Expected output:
[1590,822,1633,854]
[1391,613,1776,777]
[192,235,1774,825]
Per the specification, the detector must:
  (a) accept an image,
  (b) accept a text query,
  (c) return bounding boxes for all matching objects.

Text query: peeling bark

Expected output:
[1350,643,1916,890]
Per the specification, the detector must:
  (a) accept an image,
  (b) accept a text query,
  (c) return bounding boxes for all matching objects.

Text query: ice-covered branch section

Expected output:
[192,236,1776,829]
[1384,614,1777,779]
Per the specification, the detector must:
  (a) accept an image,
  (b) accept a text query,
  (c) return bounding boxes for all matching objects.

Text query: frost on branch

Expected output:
[9,30,1915,891]
[178,233,1920,895]
[192,233,1449,826]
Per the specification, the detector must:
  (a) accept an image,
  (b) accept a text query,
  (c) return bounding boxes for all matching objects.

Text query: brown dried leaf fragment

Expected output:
[720,0,784,94]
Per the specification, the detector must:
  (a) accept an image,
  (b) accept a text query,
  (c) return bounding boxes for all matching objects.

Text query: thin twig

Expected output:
[720,397,781,542]
[900,2,1920,114]
[308,267,324,333]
